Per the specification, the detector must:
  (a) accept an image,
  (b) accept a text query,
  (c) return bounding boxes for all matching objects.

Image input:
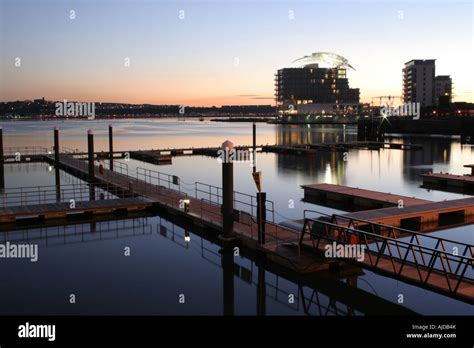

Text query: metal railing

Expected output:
[136,167,180,192]
[0,182,134,208]
[330,213,474,252]
[103,159,128,176]
[299,217,474,296]
[53,156,339,269]
[3,146,50,156]
[62,147,79,154]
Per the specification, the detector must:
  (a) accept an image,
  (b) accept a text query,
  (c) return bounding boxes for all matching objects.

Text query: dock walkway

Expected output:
[302,183,430,211]
[0,197,153,223]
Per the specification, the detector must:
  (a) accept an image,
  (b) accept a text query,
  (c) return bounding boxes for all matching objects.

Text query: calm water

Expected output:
[0,119,473,315]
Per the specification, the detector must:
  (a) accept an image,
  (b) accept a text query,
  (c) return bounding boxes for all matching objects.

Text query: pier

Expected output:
[301,183,474,232]
[302,183,431,211]
[0,141,423,166]
[340,197,474,232]
[40,152,474,302]
[0,127,473,305]
[421,171,474,193]
[299,214,474,304]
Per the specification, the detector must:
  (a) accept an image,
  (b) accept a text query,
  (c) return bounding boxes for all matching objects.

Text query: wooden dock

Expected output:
[0,197,153,223]
[129,151,172,165]
[302,183,431,211]
[4,145,472,303]
[341,197,474,232]
[263,141,422,154]
[421,172,474,193]
[2,141,423,167]
[43,153,473,303]
[47,154,327,273]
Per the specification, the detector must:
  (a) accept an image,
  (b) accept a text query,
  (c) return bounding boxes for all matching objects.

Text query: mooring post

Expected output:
[54,127,61,201]
[222,245,235,316]
[222,140,234,237]
[88,130,95,200]
[257,191,266,244]
[0,127,4,190]
[252,123,256,173]
[108,124,113,171]
[88,130,95,181]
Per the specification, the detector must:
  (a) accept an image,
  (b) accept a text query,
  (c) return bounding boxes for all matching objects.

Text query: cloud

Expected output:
[236,94,273,100]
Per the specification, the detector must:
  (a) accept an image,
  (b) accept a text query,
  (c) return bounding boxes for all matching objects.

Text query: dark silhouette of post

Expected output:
[252,123,256,173]
[221,245,235,316]
[88,130,95,181]
[108,124,114,171]
[0,127,4,190]
[222,140,234,237]
[54,127,61,201]
[87,130,95,201]
[256,263,266,316]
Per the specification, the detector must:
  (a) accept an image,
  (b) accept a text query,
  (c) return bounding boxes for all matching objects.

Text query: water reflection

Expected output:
[1,120,473,315]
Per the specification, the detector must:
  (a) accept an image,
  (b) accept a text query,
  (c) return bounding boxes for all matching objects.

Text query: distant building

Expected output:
[434,75,452,105]
[275,63,359,115]
[402,59,435,107]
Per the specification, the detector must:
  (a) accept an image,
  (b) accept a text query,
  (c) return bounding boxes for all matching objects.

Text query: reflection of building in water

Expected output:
[274,152,347,184]
[402,137,454,181]
[275,124,357,146]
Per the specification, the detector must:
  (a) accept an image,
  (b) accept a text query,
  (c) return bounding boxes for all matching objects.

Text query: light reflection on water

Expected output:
[0,119,473,315]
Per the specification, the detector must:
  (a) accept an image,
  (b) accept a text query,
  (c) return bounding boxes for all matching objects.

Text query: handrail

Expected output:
[330,213,474,249]
[299,217,473,295]
[300,217,473,262]
[3,146,50,156]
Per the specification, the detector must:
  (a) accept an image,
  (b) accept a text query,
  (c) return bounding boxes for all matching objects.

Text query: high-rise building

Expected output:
[275,64,359,115]
[434,75,452,105]
[402,59,436,107]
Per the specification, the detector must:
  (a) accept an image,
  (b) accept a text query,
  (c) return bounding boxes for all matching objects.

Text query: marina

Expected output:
[1,124,473,307]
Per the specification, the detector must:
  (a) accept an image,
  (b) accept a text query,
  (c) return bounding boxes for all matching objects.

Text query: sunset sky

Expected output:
[1,0,473,106]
